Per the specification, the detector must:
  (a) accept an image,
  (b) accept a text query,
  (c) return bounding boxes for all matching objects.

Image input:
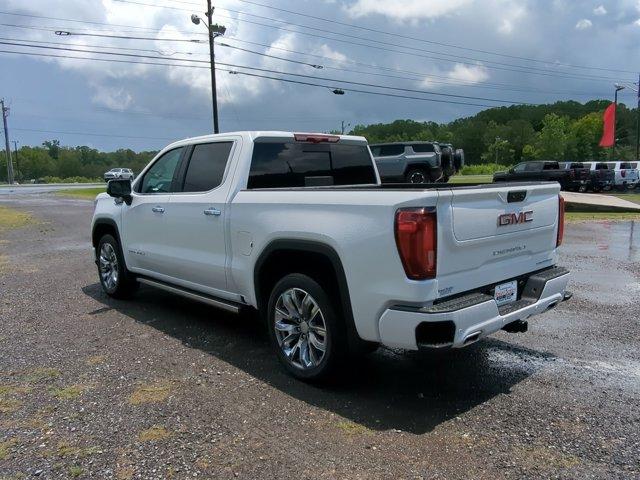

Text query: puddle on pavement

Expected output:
[564,220,639,262]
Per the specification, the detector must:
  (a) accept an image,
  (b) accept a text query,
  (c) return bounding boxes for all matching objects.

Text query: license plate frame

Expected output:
[494,280,518,306]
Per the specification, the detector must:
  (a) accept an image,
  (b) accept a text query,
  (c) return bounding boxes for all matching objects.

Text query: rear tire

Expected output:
[96,234,138,299]
[267,273,348,382]
[405,168,428,184]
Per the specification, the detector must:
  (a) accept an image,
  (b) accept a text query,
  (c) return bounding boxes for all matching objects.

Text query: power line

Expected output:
[9,126,176,140]
[0,41,536,105]
[226,0,639,75]
[0,49,496,108]
[111,0,634,82]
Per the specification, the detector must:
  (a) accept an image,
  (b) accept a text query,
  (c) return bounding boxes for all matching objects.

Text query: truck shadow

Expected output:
[83,283,556,435]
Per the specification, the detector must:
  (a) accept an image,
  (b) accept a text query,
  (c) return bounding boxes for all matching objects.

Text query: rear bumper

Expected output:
[378,266,570,350]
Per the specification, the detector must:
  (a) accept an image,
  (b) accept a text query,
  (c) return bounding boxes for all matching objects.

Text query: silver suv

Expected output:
[104,168,134,182]
[370,142,443,183]
[370,142,464,183]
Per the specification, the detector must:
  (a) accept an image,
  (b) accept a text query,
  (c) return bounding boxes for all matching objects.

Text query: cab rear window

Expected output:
[248,142,377,189]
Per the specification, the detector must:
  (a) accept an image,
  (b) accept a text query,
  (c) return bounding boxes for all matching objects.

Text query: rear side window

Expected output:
[620,162,633,169]
[373,144,404,157]
[182,142,233,192]
[248,142,377,189]
[595,163,608,170]
[543,162,559,170]
[525,163,542,172]
[411,144,435,153]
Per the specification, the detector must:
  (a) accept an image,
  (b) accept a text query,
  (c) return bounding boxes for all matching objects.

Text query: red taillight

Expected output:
[293,133,339,143]
[569,169,575,178]
[622,169,626,178]
[557,195,565,247]
[395,208,437,280]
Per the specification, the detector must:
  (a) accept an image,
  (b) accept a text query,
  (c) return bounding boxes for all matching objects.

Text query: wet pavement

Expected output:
[0,193,638,479]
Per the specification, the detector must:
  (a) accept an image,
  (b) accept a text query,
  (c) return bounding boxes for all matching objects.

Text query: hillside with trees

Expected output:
[351,100,639,165]
[1,100,638,182]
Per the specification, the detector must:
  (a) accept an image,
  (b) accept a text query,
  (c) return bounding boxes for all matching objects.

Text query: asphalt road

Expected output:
[0,194,638,479]
[0,184,103,195]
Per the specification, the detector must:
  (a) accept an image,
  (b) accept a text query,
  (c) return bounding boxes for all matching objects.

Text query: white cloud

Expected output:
[593,5,607,15]
[575,18,593,29]
[318,45,348,65]
[344,0,474,21]
[92,86,133,110]
[497,5,526,35]
[447,64,490,84]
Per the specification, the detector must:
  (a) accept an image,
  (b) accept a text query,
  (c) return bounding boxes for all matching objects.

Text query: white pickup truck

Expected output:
[91,131,570,381]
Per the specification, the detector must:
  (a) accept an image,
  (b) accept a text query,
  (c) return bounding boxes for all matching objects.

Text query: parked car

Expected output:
[92,131,570,381]
[104,168,134,182]
[606,162,639,191]
[370,142,443,183]
[558,162,590,191]
[584,162,614,192]
[494,161,586,191]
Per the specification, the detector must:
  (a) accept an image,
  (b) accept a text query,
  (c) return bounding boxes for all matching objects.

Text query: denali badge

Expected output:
[498,211,533,226]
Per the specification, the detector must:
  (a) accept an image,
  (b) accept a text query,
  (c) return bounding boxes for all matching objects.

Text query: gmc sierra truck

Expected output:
[92,132,570,381]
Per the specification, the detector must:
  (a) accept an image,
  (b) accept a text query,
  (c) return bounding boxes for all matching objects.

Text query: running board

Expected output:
[137,277,241,314]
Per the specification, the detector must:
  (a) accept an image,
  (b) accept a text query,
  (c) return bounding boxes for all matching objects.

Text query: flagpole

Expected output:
[613,84,625,161]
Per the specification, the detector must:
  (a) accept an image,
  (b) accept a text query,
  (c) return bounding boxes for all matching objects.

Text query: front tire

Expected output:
[267,273,347,381]
[96,234,138,299]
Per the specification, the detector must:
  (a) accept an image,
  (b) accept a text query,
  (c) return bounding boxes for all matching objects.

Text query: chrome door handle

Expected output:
[203,207,221,216]
[151,206,165,213]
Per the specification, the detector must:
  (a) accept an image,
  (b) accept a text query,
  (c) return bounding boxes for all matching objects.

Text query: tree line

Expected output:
[0,140,157,183]
[1,99,638,183]
[350,100,639,165]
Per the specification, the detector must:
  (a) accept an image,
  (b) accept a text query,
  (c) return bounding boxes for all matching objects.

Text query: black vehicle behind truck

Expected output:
[559,162,590,191]
[493,161,587,191]
[585,162,615,192]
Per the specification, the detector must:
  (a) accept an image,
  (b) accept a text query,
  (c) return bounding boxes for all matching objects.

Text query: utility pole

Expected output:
[636,74,640,160]
[1,99,14,185]
[191,4,225,134]
[206,0,219,134]
[12,140,19,182]
[340,121,350,135]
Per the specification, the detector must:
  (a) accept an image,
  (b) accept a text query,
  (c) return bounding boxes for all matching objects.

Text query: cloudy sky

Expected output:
[1,0,640,151]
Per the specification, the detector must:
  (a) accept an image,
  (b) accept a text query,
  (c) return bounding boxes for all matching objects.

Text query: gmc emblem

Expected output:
[498,211,533,226]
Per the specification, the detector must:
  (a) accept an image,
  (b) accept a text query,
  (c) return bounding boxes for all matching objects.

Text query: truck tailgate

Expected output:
[434,183,560,289]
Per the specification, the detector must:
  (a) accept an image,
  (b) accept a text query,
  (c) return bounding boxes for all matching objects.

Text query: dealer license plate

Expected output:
[494,280,517,306]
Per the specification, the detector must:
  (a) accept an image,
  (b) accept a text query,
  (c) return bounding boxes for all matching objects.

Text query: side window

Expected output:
[181,142,233,192]
[138,147,184,194]
[525,163,542,172]
[378,145,405,156]
[411,144,435,153]
[248,142,376,189]
[512,163,526,173]
[370,146,381,156]
[543,163,559,170]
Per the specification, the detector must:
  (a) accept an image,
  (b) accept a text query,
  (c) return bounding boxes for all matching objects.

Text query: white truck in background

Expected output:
[91,131,570,381]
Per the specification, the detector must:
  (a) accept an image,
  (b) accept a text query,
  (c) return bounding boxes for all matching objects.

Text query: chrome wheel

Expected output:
[99,243,119,291]
[274,288,327,370]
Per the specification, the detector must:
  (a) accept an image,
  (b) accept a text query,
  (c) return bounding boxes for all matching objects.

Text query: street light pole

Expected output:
[636,74,640,160]
[613,84,625,161]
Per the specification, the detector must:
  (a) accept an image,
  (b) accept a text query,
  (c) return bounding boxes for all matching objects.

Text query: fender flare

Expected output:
[253,239,365,348]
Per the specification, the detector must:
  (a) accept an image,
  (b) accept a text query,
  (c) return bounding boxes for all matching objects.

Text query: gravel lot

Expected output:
[0,194,638,479]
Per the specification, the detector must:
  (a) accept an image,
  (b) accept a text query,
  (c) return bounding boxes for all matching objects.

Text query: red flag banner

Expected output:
[599,103,616,147]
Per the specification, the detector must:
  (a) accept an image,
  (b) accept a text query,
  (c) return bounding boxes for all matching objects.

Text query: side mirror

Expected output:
[107,179,132,205]
[509,168,515,174]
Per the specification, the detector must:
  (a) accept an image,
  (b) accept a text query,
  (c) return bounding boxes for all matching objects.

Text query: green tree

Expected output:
[533,113,569,160]
[481,138,515,165]
[566,112,605,161]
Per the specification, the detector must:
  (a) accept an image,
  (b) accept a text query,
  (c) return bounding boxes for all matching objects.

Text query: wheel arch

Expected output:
[253,239,369,351]
[92,218,122,250]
